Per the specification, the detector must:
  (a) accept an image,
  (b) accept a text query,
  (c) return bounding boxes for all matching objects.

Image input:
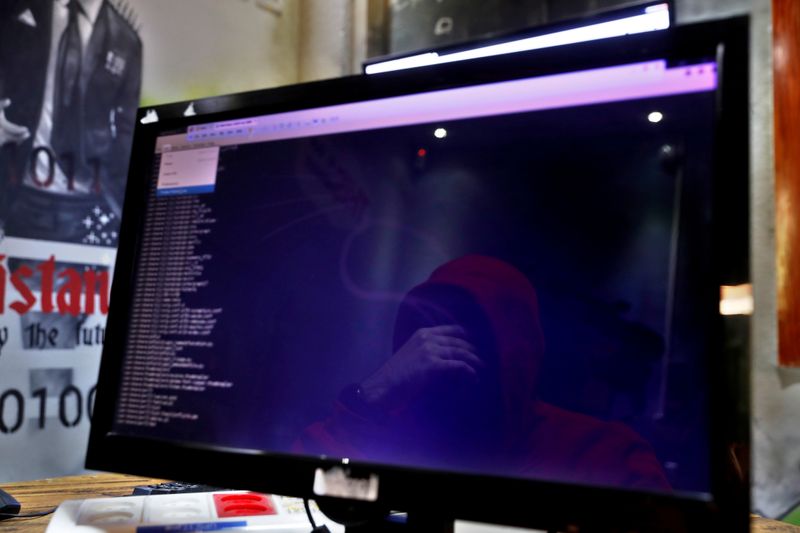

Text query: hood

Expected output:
[392,255,545,452]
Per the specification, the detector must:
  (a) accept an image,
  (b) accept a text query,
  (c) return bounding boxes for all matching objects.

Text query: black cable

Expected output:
[0,507,57,519]
[304,498,318,529]
[303,498,330,533]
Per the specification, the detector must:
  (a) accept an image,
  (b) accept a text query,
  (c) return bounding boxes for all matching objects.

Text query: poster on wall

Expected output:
[0,0,140,482]
[0,0,299,482]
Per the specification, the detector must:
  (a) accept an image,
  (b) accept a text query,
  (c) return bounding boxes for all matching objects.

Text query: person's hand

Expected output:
[359,325,483,411]
[0,99,30,146]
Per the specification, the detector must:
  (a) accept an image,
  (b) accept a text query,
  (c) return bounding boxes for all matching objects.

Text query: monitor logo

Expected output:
[313,467,379,502]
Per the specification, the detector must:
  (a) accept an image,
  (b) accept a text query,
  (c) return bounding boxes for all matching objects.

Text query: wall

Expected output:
[297,0,369,82]
[674,0,751,23]
[137,0,301,105]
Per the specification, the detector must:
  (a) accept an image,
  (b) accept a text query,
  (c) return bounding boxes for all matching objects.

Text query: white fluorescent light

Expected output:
[366,3,670,75]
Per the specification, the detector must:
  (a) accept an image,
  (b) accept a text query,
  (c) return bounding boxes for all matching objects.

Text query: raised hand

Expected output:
[359,325,483,411]
[0,99,30,146]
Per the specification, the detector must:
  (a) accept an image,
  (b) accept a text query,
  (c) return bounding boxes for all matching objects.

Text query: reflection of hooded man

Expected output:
[296,255,670,491]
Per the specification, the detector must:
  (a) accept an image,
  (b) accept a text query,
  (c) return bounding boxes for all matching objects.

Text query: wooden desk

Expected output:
[0,474,164,533]
[1,474,799,532]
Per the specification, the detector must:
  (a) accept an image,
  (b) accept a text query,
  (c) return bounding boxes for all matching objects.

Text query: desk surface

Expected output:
[0,474,164,533]
[1,474,799,533]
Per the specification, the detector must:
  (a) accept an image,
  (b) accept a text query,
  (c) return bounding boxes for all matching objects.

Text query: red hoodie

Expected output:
[296,255,670,491]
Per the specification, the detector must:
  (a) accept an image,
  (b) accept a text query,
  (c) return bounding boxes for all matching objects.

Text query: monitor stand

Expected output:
[316,497,454,533]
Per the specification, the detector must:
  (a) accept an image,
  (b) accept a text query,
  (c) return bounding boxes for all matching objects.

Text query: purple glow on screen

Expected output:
[125,54,722,494]
[158,60,718,152]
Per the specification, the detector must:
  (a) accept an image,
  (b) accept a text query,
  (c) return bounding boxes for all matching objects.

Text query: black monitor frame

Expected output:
[87,17,750,533]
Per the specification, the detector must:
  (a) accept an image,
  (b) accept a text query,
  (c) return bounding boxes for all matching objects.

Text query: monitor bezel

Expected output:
[87,17,750,532]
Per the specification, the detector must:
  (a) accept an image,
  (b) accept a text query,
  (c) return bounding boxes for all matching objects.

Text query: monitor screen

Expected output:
[114,59,715,493]
[88,19,750,532]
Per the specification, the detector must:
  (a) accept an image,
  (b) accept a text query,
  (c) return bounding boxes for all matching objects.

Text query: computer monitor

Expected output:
[87,17,749,533]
